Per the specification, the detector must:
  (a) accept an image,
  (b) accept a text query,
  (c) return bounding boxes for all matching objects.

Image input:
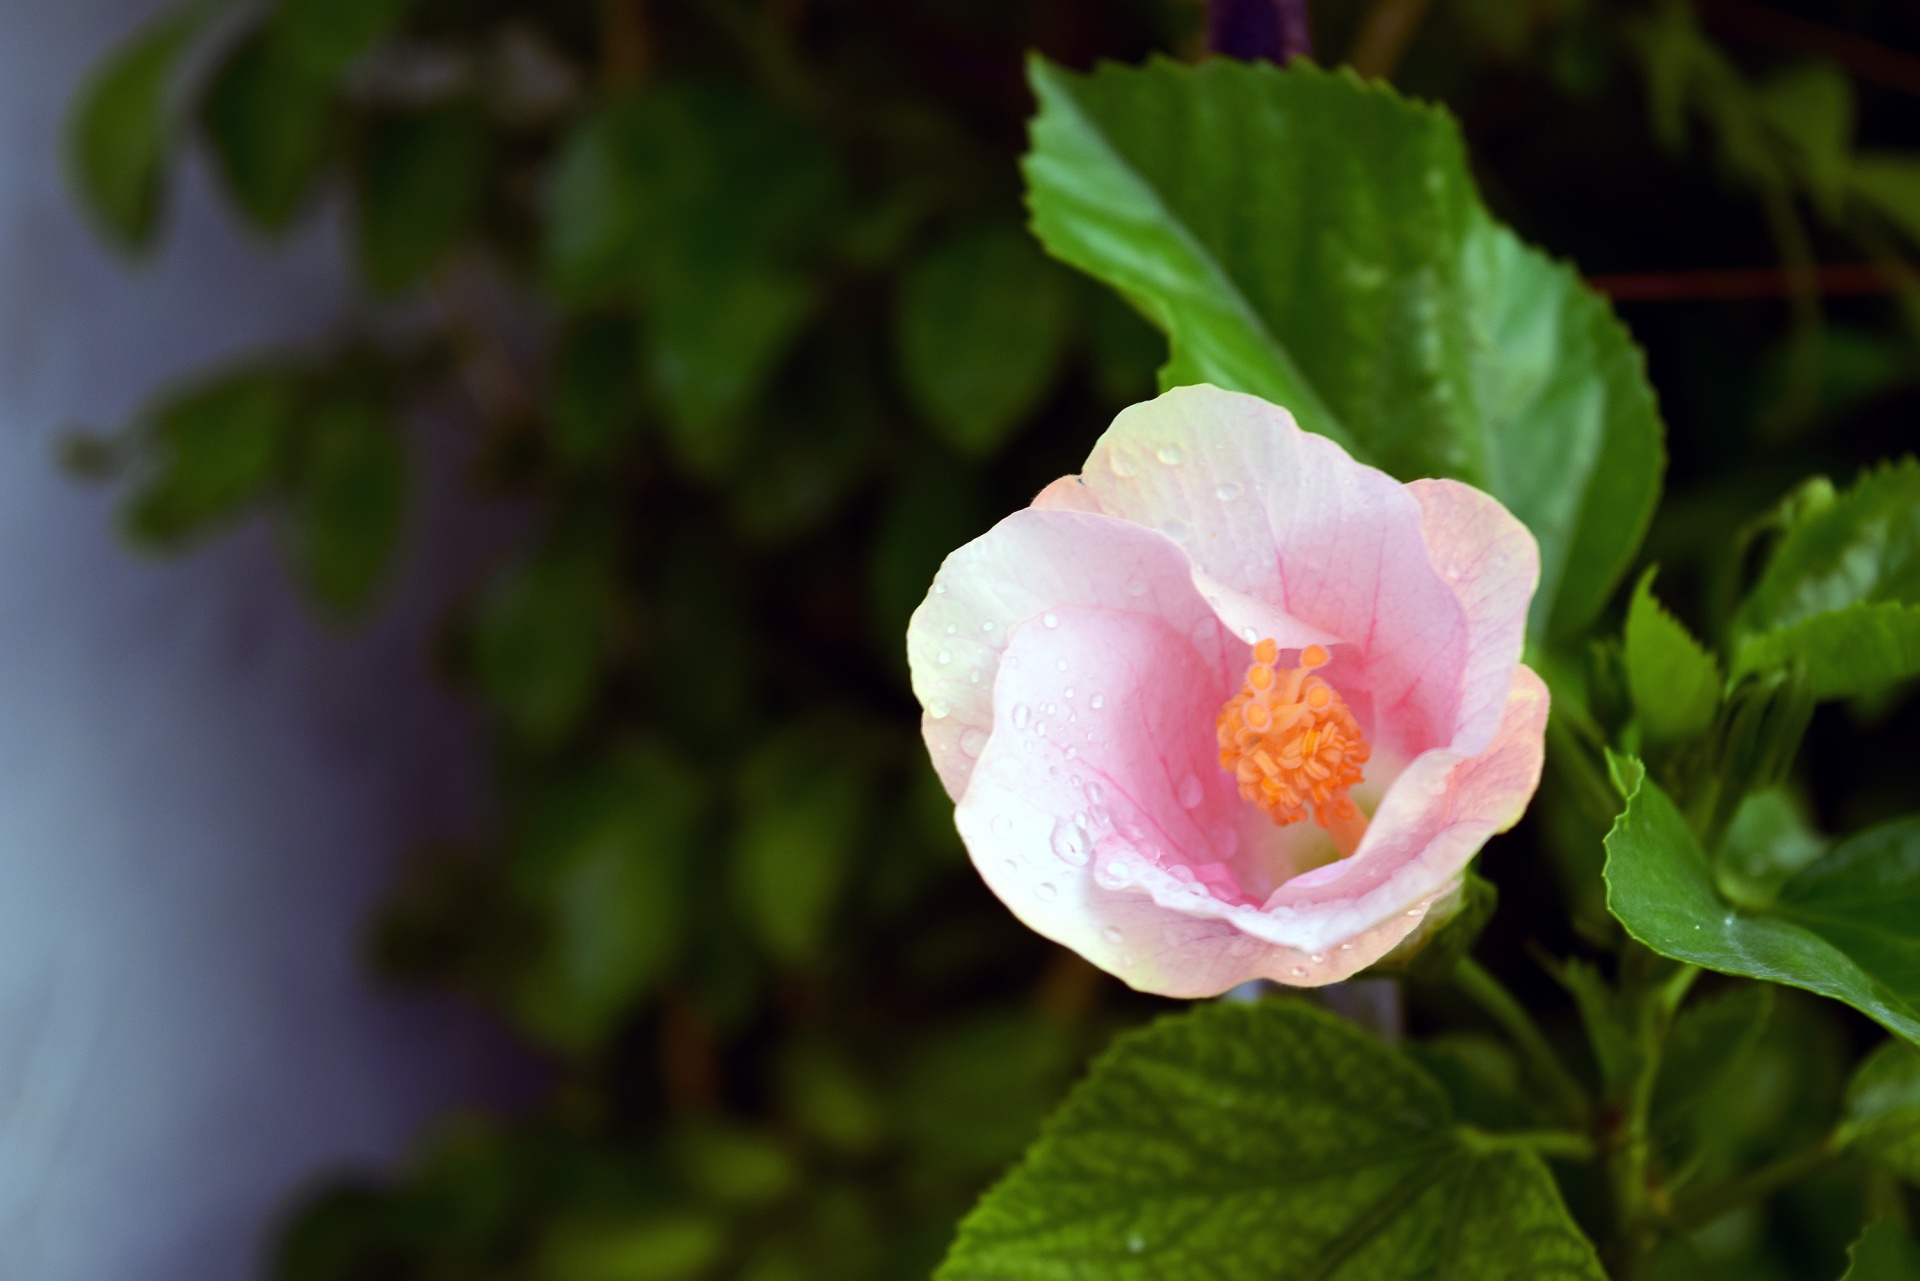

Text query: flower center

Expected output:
[1215,640,1371,857]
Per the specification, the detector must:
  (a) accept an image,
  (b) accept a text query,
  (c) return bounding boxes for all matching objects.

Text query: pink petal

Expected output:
[1079,385,1472,761]
[908,509,1246,800]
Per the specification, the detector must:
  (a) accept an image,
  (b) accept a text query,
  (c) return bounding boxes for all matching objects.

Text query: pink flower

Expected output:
[907,385,1548,997]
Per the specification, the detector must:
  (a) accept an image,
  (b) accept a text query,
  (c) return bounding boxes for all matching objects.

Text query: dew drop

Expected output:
[1156,443,1184,465]
[992,814,1014,838]
[1178,774,1204,809]
[1109,451,1137,478]
[1064,687,1075,699]
[1035,882,1058,902]
[1101,926,1124,944]
[1241,626,1259,643]
[1044,612,1059,628]
[1052,821,1092,865]
[937,649,951,665]
[1290,966,1308,978]
[1162,519,1189,540]
[1086,781,1105,803]
[933,582,946,595]
[1001,859,1018,875]
[1127,1233,1146,1254]
[980,620,995,633]
[1095,854,1137,889]
[1310,953,1326,964]
[970,668,982,684]
[1065,746,1078,760]
[1013,704,1031,730]
[945,623,957,636]
[1091,693,1106,710]
[1124,576,1149,598]
[959,727,987,758]
[1119,952,1136,968]
[1406,907,1423,918]
[1034,722,1047,737]
[1056,659,1069,672]
[1216,481,1243,501]
[929,699,951,719]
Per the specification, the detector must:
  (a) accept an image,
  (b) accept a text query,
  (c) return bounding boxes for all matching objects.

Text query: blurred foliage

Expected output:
[62,0,1920,1276]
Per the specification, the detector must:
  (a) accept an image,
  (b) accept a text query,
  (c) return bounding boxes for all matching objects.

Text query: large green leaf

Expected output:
[1604,755,1920,1047]
[66,6,201,249]
[1842,1039,1920,1181]
[1845,1221,1920,1281]
[201,30,334,228]
[1022,56,1663,641]
[938,1000,1603,1280]
[122,368,296,545]
[895,221,1073,457]
[1733,601,1920,700]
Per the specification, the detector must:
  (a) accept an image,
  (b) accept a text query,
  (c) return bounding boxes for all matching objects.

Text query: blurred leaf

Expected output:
[1734,604,1920,701]
[472,531,613,747]
[1375,870,1498,983]
[1652,984,1773,1164]
[727,334,881,544]
[780,1042,888,1155]
[1852,154,1920,249]
[1845,1220,1920,1281]
[1605,754,1920,1047]
[545,83,839,470]
[867,450,985,652]
[66,6,201,250]
[122,368,297,545]
[274,1184,396,1281]
[1625,567,1722,745]
[896,221,1073,456]
[1843,1039,1920,1181]
[901,1011,1075,1175]
[650,536,751,748]
[1403,1033,1531,1133]
[356,106,489,293]
[270,0,408,79]
[551,315,643,465]
[1756,62,1854,215]
[1022,55,1664,642]
[938,1000,1603,1279]
[202,30,334,228]
[672,1123,797,1206]
[1718,786,1828,910]
[539,1211,726,1281]
[1079,281,1163,407]
[511,745,705,1051]
[285,395,404,613]
[731,725,874,966]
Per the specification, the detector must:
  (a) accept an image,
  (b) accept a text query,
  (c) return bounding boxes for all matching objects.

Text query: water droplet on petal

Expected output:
[929,699,951,719]
[959,727,987,758]
[1086,781,1105,803]
[1125,575,1148,597]
[933,582,946,595]
[937,649,951,665]
[969,668,982,684]
[1013,704,1031,730]
[1156,443,1183,465]
[1109,451,1137,478]
[1044,612,1059,628]
[1216,481,1243,501]
[1001,859,1017,875]
[980,620,995,633]
[945,624,957,636]
[1178,774,1204,809]
[1406,907,1423,918]
[992,815,1014,838]
[1064,687,1075,699]
[1052,821,1091,865]
[1090,693,1106,710]
[1242,627,1259,643]
[1035,882,1058,902]
[1311,953,1326,964]
[1162,520,1188,541]
[1056,659,1069,672]
[1101,926,1124,944]
[1290,966,1308,978]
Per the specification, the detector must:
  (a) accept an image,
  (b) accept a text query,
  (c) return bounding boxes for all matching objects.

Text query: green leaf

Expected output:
[539,1211,727,1281]
[731,724,874,966]
[1624,567,1722,744]
[1651,984,1773,1162]
[1021,55,1663,642]
[510,746,704,1051]
[550,315,643,464]
[1845,1220,1920,1281]
[938,1000,1604,1280]
[1733,602,1920,700]
[1852,154,1920,249]
[122,369,297,545]
[896,222,1073,457]
[66,7,200,249]
[1843,1039,1920,1181]
[269,0,407,78]
[1376,870,1498,983]
[286,396,404,613]
[1756,62,1854,215]
[471,532,612,748]
[1718,786,1829,909]
[355,106,489,293]
[201,30,334,228]
[1729,459,1920,697]
[1605,755,1920,1047]
[904,1011,1076,1175]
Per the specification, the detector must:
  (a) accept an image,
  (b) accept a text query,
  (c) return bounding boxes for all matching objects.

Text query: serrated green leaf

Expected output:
[896,222,1073,457]
[286,396,403,612]
[122,369,297,545]
[510,746,704,1051]
[1845,1220,1920,1281]
[1625,567,1722,744]
[1021,55,1663,642]
[1734,602,1920,699]
[1843,1039,1920,1181]
[1605,755,1920,1047]
[201,30,334,228]
[66,6,201,249]
[938,1000,1603,1280]
[355,106,488,293]
[1739,459,1920,627]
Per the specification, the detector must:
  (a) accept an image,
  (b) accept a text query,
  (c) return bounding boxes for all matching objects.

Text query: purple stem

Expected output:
[1207,0,1314,64]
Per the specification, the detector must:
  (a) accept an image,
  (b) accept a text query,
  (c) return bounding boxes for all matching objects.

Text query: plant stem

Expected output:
[1669,1135,1839,1231]
[1454,957,1589,1126]
[1467,1128,1598,1161]
[1607,957,1698,1279]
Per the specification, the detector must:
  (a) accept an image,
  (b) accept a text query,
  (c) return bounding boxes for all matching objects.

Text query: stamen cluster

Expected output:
[1215,641,1369,829]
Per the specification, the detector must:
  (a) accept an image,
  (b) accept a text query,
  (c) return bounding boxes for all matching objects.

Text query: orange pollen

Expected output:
[1215,640,1370,836]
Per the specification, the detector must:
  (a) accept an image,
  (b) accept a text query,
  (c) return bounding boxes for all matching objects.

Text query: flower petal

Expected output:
[907,509,1237,800]
[1407,478,1540,756]
[1081,385,1471,760]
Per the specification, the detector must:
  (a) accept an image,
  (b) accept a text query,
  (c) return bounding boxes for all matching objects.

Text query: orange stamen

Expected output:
[1215,639,1370,856]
